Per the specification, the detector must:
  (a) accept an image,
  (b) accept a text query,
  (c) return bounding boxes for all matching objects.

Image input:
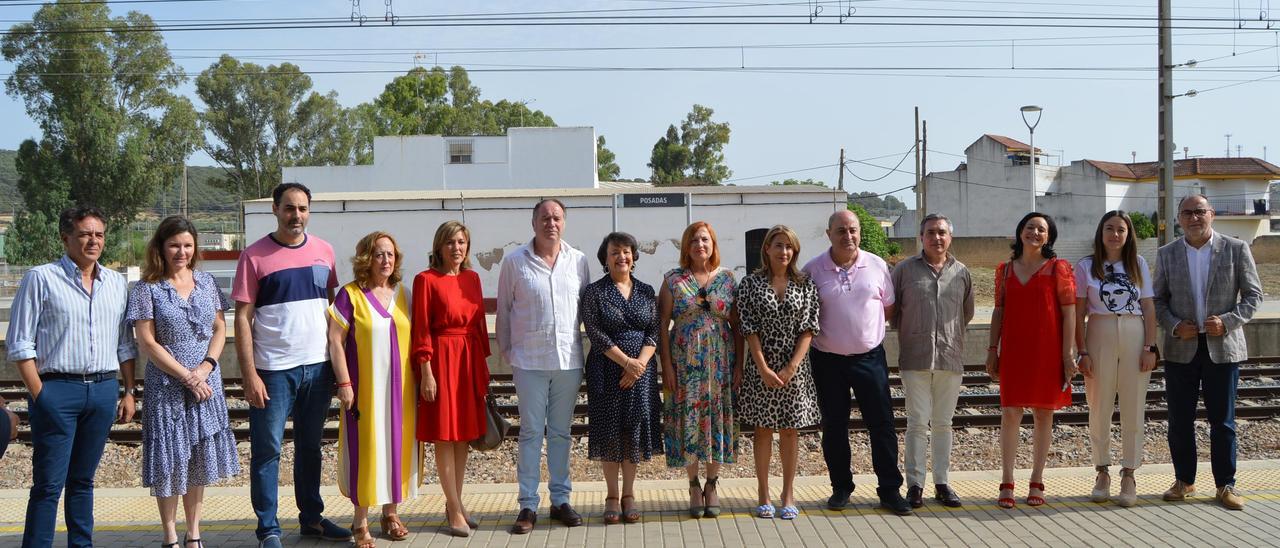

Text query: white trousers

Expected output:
[1084,314,1151,469]
[902,369,963,487]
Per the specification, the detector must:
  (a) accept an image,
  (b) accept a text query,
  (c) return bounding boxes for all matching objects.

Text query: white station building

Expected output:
[248,127,849,291]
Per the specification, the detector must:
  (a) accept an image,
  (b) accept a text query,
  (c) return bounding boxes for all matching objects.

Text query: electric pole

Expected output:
[921,119,928,217]
[914,107,922,215]
[838,147,845,191]
[1157,0,1176,245]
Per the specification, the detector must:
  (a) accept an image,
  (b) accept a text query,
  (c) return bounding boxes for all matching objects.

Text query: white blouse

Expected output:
[1073,255,1154,316]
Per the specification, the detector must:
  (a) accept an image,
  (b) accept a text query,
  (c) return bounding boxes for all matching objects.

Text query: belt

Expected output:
[39,371,117,383]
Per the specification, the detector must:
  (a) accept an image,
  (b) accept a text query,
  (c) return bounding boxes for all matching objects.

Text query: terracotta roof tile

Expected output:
[1085,157,1280,180]
[983,134,1038,152]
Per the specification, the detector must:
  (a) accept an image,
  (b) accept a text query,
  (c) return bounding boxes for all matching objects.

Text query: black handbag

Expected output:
[469,391,509,451]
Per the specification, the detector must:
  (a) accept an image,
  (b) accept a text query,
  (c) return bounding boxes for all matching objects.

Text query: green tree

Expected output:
[848,203,900,258]
[770,178,826,187]
[2,2,200,263]
[6,210,63,265]
[1130,211,1157,240]
[293,91,366,166]
[596,135,620,181]
[196,55,311,200]
[681,104,732,184]
[362,66,555,140]
[647,105,732,185]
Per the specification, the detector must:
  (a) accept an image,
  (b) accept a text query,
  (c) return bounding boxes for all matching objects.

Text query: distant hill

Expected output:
[0,149,239,215]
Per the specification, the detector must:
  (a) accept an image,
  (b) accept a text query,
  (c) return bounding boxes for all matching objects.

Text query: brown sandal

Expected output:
[380,513,409,540]
[352,525,376,548]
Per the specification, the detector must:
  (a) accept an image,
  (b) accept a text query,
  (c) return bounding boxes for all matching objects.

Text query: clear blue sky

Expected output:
[1,0,1277,203]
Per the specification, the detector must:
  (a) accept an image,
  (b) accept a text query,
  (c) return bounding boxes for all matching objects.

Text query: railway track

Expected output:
[5,358,1279,444]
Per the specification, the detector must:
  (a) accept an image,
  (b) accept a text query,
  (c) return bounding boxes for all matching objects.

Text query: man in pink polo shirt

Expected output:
[801,209,910,516]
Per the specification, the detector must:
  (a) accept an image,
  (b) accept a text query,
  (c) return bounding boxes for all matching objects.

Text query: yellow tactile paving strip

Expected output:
[2,460,1279,532]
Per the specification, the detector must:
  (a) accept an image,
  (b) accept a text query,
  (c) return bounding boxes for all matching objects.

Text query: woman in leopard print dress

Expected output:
[736,225,822,520]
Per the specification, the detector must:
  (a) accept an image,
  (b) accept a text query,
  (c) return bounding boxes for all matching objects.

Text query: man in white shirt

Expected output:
[1154,194,1262,510]
[497,199,592,533]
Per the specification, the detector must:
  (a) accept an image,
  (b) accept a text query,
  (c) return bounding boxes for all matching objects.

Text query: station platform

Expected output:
[1,460,1278,547]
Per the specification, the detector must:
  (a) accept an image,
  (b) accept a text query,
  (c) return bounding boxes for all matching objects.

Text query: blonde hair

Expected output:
[755,224,806,283]
[678,221,721,271]
[351,231,404,289]
[429,221,473,271]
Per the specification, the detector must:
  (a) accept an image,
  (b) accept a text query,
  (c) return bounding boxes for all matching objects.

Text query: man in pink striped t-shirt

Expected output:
[232,183,350,547]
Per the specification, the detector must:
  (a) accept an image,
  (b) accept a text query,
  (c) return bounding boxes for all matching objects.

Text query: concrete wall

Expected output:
[282,128,599,194]
[1251,234,1280,263]
[243,189,850,296]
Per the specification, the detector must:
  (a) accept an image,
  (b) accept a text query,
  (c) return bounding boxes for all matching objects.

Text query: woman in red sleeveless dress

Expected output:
[985,212,1077,509]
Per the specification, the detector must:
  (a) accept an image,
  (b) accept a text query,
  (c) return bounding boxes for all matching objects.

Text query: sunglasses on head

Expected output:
[697,287,710,311]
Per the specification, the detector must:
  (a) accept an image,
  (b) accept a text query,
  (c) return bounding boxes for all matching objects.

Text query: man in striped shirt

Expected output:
[7,206,138,548]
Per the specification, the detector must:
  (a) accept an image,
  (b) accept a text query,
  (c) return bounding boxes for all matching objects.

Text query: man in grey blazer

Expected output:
[1153,194,1262,510]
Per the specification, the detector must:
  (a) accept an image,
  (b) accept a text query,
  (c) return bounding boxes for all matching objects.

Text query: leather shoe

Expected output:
[1216,485,1245,510]
[826,488,852,511]
[878,489,913,516]
[549,503,584,527]
[906,485,924,508]
[1162,480,1196,502]
[509,508,537,535]
[935,484,963,508]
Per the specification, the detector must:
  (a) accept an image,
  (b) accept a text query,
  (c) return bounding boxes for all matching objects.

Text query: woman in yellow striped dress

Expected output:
[327,231,421,547]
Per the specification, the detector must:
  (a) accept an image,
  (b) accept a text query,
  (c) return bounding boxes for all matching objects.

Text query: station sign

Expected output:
[620,193,686,208]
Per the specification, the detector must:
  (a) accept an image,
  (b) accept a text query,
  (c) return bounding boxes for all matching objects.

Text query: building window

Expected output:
[448,141,473,164]
[745,228,768,274]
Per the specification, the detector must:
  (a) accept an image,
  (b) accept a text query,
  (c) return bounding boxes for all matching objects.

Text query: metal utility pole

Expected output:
[1157,0,1176,245]
[838,147,845,191]
[921,119,928,217]
[181,164,188,218]
[914,107,922,214]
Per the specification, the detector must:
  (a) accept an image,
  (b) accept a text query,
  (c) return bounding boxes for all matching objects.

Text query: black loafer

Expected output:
[509,508,537,535]
[907,485,925,509]
[878,489,913,516]
[549,503,583,527]
[935,484,963,508]
[827,488,853,510]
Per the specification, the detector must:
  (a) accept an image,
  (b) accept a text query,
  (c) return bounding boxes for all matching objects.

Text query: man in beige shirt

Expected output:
[890,213,974,509]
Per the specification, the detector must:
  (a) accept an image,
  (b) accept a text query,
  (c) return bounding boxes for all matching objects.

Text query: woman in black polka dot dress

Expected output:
[580,232,663,524]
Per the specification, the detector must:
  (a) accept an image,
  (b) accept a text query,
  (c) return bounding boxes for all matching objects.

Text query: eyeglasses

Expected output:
[697,287,710,311]
[1179,208,1210,219]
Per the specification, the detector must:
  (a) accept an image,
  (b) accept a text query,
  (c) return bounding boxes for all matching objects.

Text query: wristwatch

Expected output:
[1143,345,1158,353]
[202,356,219,369]
[129,386,143,398]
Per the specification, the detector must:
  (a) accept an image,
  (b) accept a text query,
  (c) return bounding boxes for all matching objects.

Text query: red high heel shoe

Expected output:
[1027,482,1047,507]
[997,483,1016,509]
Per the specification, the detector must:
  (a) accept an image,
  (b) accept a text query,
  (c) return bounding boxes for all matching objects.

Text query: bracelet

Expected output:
[987,345,998,351]
[336,381,353,388]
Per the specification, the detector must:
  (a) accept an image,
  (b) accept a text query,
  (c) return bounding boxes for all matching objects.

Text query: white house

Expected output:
[243,186,849,293]
[905,134,1280,242]
[257,127,849,292]
[282,127,600,193]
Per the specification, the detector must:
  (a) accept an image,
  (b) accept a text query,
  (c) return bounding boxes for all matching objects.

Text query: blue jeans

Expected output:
[512,367,583,511]
[248,362,333,540]
[811,346,904,494]
[24,377,118,548]
[1166,336,1239,488]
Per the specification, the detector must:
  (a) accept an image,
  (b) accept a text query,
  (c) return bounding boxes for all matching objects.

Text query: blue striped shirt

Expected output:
[6,255,137,374]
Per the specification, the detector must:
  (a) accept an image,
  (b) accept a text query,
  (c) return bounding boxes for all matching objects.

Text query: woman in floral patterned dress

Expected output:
[658,221,743,519]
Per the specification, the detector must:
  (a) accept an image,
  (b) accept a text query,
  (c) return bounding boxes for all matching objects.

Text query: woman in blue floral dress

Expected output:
[127,216,239,548]
[658,221,742,519]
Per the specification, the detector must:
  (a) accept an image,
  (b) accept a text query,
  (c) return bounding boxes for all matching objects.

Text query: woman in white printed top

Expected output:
[1073,210,1158,508]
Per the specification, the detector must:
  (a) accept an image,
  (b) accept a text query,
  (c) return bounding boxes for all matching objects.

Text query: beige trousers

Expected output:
[1084,314,1152,469]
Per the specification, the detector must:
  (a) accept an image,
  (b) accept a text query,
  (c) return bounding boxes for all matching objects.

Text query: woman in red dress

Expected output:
[412,221,491,536]
[984,212,1077,509]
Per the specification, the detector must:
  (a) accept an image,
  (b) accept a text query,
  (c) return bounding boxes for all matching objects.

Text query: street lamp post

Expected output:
[1020,105,1043,213]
